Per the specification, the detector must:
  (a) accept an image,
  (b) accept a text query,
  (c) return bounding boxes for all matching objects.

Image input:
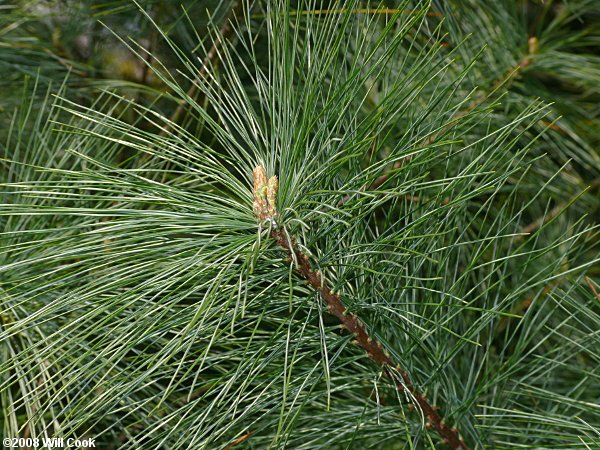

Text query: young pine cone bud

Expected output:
[253,165,268,195]
[267,176,278,217]
[252,165,278,222]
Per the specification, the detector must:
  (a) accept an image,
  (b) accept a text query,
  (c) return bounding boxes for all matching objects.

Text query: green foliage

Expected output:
[1,1,599,448]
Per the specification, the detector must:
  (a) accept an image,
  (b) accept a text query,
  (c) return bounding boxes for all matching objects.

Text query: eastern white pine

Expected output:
[1,1,598,449]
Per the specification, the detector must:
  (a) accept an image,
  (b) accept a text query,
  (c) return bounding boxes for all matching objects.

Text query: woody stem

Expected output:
[271,227,468,449]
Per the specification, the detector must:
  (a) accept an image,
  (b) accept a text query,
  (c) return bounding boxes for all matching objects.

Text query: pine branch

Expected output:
[271,227,468,449]
[516,177,600,242]
[4,3,598,447]
[284,8,444,18]
[356,38,540,198]
[21,360,49,449]
[161,1,245,135]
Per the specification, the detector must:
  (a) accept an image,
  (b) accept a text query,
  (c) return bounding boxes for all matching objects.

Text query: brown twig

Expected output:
[271,228,468,449]
[348,38,540,203]
[284,8,444,18]
[515,178,600,242]
[497,282,555,333]
[585,277,600,303]
[496,179,600,331]
[222,431,255,450]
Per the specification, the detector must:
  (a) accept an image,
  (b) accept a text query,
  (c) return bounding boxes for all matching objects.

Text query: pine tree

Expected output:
[1,1,599,449]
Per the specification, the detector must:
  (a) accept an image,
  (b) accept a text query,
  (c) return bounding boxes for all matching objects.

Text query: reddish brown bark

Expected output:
[272,228,468,449]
